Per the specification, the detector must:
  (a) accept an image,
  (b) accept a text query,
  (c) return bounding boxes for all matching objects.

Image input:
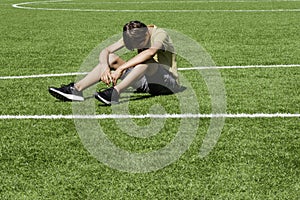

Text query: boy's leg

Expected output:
[115,63,181,95]
[114,63,158,93]
[75,53,125,91]
[119,68,149,93]
[95,63,158,104]
[48,53,125,101]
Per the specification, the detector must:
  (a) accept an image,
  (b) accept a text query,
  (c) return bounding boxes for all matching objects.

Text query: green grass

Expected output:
[0,0,300,199]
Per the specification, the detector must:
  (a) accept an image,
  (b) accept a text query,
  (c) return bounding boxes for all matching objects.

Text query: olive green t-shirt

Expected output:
[149,25,178,81]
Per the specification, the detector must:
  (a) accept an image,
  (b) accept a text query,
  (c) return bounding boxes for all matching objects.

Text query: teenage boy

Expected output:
[49,21,182,104]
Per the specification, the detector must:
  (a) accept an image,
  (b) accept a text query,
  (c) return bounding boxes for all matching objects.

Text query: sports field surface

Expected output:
[0,0,299,199]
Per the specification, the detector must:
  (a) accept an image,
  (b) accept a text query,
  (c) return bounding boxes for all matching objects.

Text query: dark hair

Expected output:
[123,21,148,50]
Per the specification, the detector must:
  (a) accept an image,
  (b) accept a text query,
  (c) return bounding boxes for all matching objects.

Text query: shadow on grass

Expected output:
[96,86,187,107]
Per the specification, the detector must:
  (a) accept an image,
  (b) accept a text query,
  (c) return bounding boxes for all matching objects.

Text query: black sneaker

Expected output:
[48,83,84,102]
[95,87,119,105]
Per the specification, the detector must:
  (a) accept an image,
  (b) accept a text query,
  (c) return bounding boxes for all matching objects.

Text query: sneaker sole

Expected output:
[49,88,84,102]
[94,93,112,105]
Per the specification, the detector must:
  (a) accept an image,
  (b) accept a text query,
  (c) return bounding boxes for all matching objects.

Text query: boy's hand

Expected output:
[111,69,122,86]
[101,68,113,86]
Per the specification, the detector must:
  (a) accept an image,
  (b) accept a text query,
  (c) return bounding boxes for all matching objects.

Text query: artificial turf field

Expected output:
[0,0,299,199]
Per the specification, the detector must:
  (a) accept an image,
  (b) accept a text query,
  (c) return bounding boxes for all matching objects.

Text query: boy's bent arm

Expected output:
[99,39,124,85]
[117,41,162,72]
[99,39,124,67]
[110,43,161,85]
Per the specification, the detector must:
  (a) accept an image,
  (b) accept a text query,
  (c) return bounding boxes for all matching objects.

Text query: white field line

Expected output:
[12,0,300,12]
[16,0,300,4]
[0,72,87,80]
[0,113,299,119]
[178,64,300,70]
[0,64,299,80]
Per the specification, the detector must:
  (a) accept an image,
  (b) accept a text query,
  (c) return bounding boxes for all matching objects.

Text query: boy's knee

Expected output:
[135,63,148,68]
[109,53,125,69]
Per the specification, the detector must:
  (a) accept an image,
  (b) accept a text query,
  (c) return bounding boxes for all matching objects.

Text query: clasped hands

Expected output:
[100,68,123,87]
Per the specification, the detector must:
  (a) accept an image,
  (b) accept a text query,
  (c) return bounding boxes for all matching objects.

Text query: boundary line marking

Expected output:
[28,0,300,3]
[0,113,299,119]
[0,72,88,80]
[0,64,299,80]
[12,0,300,12]
[178,64,300,70]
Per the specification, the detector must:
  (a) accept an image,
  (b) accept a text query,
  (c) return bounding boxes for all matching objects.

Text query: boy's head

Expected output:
[123,21,150,50]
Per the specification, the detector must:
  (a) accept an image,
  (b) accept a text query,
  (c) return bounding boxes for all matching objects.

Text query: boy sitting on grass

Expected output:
[49,20,182,105]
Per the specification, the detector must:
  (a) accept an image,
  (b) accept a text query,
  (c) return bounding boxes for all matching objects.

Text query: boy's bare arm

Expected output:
[111,41,163,83]
[99,39,124,85]
[99,39,124,64]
